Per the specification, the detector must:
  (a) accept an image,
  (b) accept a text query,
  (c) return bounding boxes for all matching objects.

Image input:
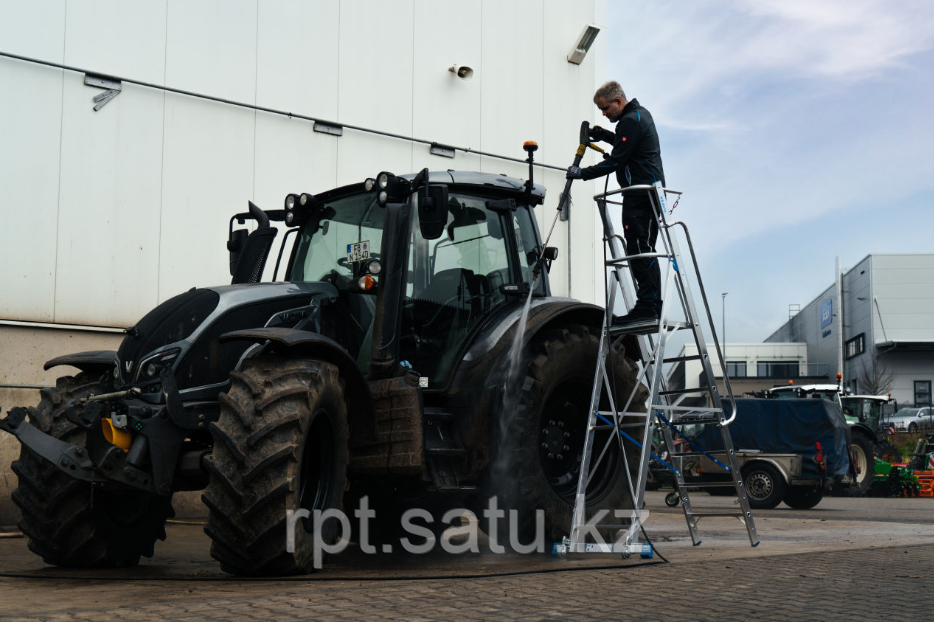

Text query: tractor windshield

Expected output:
[287,191,384,371]
[288,192,383,283]
[400,192,544,385]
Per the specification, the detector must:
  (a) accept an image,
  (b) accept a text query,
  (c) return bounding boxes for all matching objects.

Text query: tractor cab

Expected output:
[270,170,551,387]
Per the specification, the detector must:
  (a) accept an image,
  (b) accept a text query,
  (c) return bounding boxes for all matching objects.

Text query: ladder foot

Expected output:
[692,540,703,547]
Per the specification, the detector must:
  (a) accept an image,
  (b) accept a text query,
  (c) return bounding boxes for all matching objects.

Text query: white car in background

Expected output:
[888,407,934,433]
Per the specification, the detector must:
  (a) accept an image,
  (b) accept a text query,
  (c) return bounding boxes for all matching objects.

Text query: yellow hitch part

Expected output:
[101,418,132,452]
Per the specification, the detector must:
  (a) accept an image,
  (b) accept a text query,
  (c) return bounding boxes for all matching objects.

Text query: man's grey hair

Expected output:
[594,81,626,104]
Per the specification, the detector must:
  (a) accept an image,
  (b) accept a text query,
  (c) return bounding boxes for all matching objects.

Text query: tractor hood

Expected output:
[116,281,337,392]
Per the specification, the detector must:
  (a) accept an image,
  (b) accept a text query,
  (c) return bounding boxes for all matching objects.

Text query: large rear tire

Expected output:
[782,485,824,510]
[848,433,875,497]
[481,326,647,547]
[11,373,173,567]
[203,357,349,576]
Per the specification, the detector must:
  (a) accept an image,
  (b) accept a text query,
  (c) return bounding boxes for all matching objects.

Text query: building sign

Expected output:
[820,300,832,328]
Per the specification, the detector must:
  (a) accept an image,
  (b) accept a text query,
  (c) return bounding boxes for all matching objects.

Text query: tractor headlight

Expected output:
[137,348,181,382]
[367,259,382,275]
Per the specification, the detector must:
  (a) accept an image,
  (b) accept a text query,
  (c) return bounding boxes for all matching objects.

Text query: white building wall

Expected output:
[0,0,606,330]
[0,0,607,523]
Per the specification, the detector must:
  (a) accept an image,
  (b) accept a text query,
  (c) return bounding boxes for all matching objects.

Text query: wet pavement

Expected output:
[1,491,933,620]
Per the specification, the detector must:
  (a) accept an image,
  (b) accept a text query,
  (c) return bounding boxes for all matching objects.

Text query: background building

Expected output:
[667,342,827,406]
[765,254,934,407]
[0,0,608,524]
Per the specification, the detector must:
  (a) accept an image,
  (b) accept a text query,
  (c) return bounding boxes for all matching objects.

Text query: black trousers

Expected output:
[622,199,660,311]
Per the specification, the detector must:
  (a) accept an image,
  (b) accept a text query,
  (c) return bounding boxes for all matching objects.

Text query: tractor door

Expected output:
[399,192,545,386]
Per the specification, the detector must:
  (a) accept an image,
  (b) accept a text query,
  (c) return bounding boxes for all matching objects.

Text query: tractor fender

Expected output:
[43,350,117,374]
[220,328,376,442]
[848,422,876,444]
[462,298,640,369]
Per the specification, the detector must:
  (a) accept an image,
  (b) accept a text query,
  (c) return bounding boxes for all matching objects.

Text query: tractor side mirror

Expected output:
[227,228,248,276]
[418,184,449,240]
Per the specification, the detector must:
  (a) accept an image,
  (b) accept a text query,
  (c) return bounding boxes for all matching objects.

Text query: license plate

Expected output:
[346,241,370,263]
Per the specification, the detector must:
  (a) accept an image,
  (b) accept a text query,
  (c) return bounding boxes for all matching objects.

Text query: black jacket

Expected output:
[580,98,665,192]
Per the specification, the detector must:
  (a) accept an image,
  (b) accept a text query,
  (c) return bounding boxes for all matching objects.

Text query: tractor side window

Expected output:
[401,194,511,384]
[512,210,545,295]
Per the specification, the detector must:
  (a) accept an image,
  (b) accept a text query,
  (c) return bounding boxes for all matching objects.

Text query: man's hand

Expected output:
[588,125,615,143]
[566,166,583,179]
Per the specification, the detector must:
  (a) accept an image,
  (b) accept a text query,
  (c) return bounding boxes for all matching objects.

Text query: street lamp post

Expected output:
[721,292,729,370]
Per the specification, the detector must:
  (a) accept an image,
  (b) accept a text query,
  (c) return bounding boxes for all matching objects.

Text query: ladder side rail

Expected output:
[645,184,733,426]
[570,327,611,545]
[669,221,740,424]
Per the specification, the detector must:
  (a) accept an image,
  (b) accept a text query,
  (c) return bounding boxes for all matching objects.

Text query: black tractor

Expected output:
[1,166,646,575]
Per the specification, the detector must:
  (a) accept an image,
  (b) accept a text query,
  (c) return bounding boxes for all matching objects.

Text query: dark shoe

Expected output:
[611,308,659,331]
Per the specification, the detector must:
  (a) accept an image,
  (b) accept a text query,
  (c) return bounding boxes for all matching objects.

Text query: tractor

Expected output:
[1,165,646,575]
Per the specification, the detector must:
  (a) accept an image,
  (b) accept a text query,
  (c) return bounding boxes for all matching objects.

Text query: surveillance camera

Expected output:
[448,64,474,80]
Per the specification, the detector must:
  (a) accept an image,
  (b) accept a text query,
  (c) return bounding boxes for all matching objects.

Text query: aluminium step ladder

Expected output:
[558,182,759,558]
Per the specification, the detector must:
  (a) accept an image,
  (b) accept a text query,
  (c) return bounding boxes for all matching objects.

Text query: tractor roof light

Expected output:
[377,172,391,189]
[364,178,377,192]
[286,211,295,225]
[299,192,314,206]
[284,194,297,210]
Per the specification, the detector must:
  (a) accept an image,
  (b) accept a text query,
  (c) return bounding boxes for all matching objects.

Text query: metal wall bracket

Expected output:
[429,142,456,159]
[84,73,122,111]
[313,121,343,136]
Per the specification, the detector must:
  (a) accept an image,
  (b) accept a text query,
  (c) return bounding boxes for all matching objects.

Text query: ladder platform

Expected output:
[607,321,690,336]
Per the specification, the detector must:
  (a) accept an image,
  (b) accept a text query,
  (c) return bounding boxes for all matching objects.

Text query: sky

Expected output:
[604,0,934,343]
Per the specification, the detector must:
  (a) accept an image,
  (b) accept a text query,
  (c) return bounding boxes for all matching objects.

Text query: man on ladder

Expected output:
[566,80,666,331]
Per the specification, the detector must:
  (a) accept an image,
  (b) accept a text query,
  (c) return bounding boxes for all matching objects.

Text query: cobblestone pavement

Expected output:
[2,543,934,620]
[3,493,934,621]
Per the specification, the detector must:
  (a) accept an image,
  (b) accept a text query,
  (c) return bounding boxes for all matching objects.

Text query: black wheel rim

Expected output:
[299,409,335,528]
[539,380,620,504]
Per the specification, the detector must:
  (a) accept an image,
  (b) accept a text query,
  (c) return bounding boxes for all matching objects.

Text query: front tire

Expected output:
[482,326,647,545]
[741,463,786,510]
[203,357,349,576]
[11,373,173,567]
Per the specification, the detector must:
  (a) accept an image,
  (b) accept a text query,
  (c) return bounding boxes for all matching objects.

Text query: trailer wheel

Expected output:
[482,326,647,547]
[11,373,173,567]
[741,463,786,510]
[203,357,348,576]
[782,485,824,510]
[848,434,875,497]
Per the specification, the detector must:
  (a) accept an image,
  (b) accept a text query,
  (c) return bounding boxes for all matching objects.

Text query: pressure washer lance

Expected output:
[530,121,607,281]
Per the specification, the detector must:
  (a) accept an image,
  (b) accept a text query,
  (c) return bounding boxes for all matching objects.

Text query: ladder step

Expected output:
[605,251,672,266]
[657,387,709,397]
[685,512,747,518]
[678,482,736,489]
[666,413,721,424]
[657,354,703,364]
